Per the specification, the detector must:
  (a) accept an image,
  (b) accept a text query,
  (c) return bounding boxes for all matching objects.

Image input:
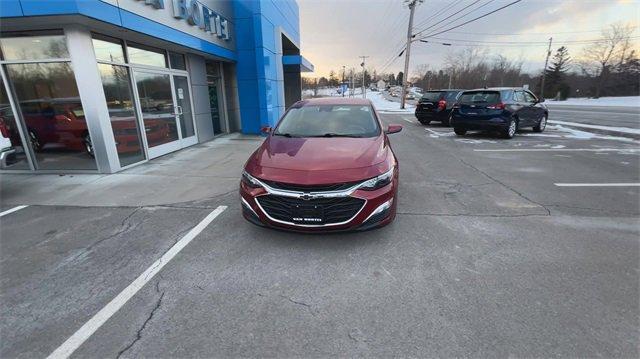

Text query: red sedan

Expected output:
[240,97,402,232]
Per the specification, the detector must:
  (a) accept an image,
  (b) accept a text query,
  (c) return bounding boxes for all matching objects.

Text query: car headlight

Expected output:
[358,167,394,191]
[241,170,263,189]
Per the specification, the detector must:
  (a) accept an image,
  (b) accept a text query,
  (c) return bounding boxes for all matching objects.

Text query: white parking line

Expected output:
[474,148,640,152]
[403,118,416,124]
[47,205,227,359]
[554,183,640,187]
[0,205,28,217]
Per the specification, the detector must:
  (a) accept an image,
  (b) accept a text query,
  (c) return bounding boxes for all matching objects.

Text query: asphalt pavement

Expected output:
[546,104,640,129]
[1,112,639,357]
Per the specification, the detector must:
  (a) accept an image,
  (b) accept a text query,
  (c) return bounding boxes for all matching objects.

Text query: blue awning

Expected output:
[282,55,314,72]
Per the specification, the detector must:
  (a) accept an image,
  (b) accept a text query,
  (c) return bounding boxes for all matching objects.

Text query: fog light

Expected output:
[364,198,393,223]
[241,197,258,217]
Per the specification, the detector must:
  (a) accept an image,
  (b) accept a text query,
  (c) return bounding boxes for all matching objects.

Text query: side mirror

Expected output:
[385,124,403,134]
[260,126,272,134]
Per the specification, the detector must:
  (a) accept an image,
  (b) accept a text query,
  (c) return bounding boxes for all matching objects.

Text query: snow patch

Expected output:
[548,120,640,135]
[545,96,640,108]
[368,91,415,113]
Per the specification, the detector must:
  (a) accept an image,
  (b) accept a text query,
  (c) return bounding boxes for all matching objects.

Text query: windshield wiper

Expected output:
[273,132,296,137]
[312,133,362,138]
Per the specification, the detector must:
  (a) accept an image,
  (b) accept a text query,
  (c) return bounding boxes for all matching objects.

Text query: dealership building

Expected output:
[0,0,313,173]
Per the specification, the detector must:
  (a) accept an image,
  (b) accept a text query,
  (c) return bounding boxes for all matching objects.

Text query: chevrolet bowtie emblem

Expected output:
[300,193,314,201]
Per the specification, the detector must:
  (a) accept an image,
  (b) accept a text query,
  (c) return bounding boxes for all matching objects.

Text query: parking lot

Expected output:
[1,111,639,357]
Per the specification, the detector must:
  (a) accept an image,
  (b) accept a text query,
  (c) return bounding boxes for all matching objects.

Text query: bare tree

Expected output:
[580,23,635,98]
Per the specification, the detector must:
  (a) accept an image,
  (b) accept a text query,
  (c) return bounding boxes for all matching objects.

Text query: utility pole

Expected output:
[350,68,355,98]
[342,65,346,97]
[359,56,369,98]
[400,0,421,109]
[448,69,453,89]
[540,37,553,99]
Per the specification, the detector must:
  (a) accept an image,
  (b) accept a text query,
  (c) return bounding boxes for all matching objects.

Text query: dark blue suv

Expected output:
[450,88,548,139]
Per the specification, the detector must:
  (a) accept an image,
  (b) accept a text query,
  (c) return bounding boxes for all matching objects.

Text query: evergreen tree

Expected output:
[328,70,338,87]
[397,71,404,86]
[388,73,396,85]
[542,46,571,99]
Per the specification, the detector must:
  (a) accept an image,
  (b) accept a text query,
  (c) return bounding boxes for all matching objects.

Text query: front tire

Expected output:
[454,127,467,136]
[533,114,547,133]
[84,133,94,158]
[28,129,43,152]
[502,118,517,139]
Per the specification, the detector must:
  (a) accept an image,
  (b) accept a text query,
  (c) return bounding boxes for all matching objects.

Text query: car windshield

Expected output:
[273,104,380,138]
[420,91,444,102]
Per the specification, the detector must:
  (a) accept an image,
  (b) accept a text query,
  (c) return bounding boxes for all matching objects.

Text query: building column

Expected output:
[64,25,120,173]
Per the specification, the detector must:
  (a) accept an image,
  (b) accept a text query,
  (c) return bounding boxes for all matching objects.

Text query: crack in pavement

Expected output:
[54,207,144,270]
[544,204,639,216]
[116,278,165,358]
[278,295,317,317]
[458,158,552,216]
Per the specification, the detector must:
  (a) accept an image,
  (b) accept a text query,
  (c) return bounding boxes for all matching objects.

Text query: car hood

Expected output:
[245,135,390,183]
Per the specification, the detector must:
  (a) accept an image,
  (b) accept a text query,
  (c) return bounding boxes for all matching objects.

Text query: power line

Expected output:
[414,0,498,38]
[417,0,524,39]
[445,27,638,36]
[412,0,483,38]
[378,43,406,74]
[412,0,464,30]
[425,35,640,44]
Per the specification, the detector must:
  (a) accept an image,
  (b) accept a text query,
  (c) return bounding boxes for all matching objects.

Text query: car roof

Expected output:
[463,87,526,92]
[424,89,464,92]
[293,97,372,107]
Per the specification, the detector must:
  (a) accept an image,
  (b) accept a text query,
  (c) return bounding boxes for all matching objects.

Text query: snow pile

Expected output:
[546,96,640,107]
[367,91,415,113]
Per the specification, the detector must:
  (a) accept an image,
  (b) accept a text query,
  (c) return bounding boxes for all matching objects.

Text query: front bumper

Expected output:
[239,178,397,233]
[0,148,16,169]
[415,108,447,122]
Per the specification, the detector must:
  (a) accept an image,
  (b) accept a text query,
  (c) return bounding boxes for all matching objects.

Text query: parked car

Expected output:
[240,97,402,232]
[414,89,463,126]
[405,92,419,100]
[450,88,548,139]
[0,118,16,169]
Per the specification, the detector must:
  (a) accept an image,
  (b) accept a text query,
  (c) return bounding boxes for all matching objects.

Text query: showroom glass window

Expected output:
[0,30,97,170]
[127,43,167,68]
[92,34,146,167]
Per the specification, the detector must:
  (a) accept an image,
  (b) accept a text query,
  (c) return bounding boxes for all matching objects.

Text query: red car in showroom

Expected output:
[240,97,402,232]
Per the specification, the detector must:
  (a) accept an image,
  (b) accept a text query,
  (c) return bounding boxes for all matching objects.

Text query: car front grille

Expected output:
[256,195,365,225]
[260,180,360,193]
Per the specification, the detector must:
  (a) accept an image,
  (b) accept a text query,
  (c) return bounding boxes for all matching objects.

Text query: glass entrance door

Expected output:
[208,80,222,134]
[173,75,197,146]
[133,70,196,159]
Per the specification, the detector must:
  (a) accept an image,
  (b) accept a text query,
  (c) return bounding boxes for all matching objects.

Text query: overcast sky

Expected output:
[297,0,640,78]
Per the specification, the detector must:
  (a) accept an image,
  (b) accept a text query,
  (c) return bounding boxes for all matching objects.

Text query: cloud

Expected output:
[298,0,640,77]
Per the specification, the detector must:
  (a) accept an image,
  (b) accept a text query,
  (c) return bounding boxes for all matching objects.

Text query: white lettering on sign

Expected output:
[137,0,165,9]
[136,0,231,41]
[171,0,231,40]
